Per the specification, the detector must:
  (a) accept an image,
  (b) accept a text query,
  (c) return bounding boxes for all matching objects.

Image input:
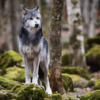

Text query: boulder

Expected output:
[0,50,24,74]
[80,90,100,100]
[69,74,88,88]
[62,67,91,80]
[3,67,25,82]
[62,52,69,66]
[62,74,73,91]
[0,76,21,89]
[85,45,100,72]
[94,79,100,90]
[62,96,77,100]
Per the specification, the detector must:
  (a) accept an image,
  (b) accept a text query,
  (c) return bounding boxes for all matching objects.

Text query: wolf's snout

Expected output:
[35,24,39,28]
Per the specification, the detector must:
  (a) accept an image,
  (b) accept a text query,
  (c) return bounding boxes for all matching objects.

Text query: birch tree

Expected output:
[88,0,98,38]
[49,0,66,94]
[82,0,89,39]
[66,0,86,68]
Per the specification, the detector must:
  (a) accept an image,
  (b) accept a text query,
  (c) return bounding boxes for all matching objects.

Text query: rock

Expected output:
[80,90,100,100]
[51,93,62,100]
[62,74,74,92]
[0,91,15,100]
[70,74,88,88]
[3,67,25,82]
[62,52,69,66]
[87,36,100,48]
[15,83,51,100]
[94,79,100,90]
[84,80,95,88]
[0,50,24,74]
[85,45,100,72]
[62,95,77,100]
[62,67,91,80]
[0,76,21,89]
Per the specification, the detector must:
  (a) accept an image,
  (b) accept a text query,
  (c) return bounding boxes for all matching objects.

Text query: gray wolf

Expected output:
[18,6,52,94]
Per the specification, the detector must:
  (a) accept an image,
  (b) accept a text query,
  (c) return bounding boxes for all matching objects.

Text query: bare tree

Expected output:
[88,0,98,38]
[66,0,86,68]
[9,0,21,52]
[49,0,66,94]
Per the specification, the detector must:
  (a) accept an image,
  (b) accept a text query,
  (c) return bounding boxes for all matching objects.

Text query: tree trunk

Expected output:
[66,0,86,68]
[9,0,21,52]
[49,0,66,94]
[83,0,89,39]
[26,0,36,9]
[88,0,98,38]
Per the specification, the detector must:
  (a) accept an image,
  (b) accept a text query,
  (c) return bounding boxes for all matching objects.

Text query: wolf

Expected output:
[18,6,52,94]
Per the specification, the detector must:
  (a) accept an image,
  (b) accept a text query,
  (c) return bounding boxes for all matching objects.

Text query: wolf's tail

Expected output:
[38,66,44,80]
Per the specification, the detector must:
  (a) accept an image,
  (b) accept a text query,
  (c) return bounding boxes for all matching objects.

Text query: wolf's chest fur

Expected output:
[22,44,40,59]
[18,27,43,59]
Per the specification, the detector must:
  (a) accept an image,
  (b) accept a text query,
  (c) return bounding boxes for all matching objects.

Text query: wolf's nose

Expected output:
[35,24,39,28]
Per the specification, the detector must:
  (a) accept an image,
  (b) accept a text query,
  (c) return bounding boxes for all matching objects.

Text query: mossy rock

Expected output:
[0,50,24,74]
[62,96,77,100]
[94,79,100,90]
[0,76,21,89]
[62,67,91,80]
[15,83,51,100]
[0,91,15,100]
[62,74,73,92]
[80,90,100,100]
[3,67,25,82]
[84,80,95,88]
[85,45,100,72]
[69,74,88,88]
[52,93,62,100]
[87,36,100,47]
[62,52,69,66]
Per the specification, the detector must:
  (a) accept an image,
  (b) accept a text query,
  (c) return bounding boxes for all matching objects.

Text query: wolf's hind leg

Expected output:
[23,56,31,84]
[43,64,52,94]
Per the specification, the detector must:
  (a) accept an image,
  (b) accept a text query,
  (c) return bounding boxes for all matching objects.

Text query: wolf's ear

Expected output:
[35,6,40,12]
[22,8,28,18]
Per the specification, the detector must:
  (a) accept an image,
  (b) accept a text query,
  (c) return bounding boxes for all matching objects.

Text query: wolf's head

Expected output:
[22,6,42,33]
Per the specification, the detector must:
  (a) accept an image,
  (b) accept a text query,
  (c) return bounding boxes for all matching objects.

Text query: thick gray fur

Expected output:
[18,6,52,94]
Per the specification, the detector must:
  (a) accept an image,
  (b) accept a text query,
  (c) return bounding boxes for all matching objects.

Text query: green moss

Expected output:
[62,96,77,100]
[68,74,88,88]
[87,36,100,47]
[80,90,100,100]
[62,67,91,80]
[16,83,51,100]
[0,50,24,74]
[0,76,20,89]
[94,79,100,90]
[71,0,78,6]
[85,45,100,57]
[11,84,22,93]
[62,74,73,92]
[62,53,69,66]
[84,80,94,88]
[3,67,25,82]
[52,93,62,100]
[0,91,15,100]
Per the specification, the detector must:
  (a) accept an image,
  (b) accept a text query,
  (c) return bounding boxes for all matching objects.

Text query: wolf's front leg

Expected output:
[32,55,40,85]
[23,56,31,84]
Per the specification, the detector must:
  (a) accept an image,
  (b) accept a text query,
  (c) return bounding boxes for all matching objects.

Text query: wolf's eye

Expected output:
[29,18,33,20]
[36,17,39,19]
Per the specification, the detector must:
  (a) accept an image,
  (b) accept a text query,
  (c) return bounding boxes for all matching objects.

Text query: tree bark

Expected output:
[9,0,21,52]
[88,0,98,38]
[66,0,86,68]
[49,0,66,94]
[82,0,89,39]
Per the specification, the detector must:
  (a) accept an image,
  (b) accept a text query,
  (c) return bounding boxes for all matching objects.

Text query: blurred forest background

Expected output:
[1,0,100,98]
[1,0,100,72]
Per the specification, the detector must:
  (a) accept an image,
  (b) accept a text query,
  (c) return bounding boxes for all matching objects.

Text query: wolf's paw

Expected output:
[46,88,52,95]
[25,82,31,85]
